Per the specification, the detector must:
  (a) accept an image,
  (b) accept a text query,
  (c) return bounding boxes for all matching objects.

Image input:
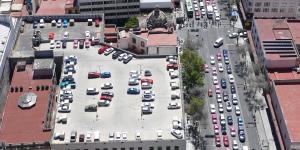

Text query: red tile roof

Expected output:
[274,82,300,142]
[255,19,292,41]
[0,64,52,144]
[36,0,66,16]
[147,32,177,46]
[268,71,300,81]
[288,21,300,45]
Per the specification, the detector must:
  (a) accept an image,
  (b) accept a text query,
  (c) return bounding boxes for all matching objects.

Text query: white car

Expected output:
[50,40,55,49]
[122,132,127,142]
[56,41,61,48]
[170,81,179,90]
[228,74,235,83]
[39,19,45,28]
[101,83,113,89]
[128,78,139,85]
[210,104,216,114]
[229,32,239,38]
[216,94,222,103]
[58,105,71,113]
[168,102,181,109]
[232,98,238,105]
[144,90,155,96]
[169,70,179,79]
[171,129,183,139]
[141,82,152,89]
[142,94,155,101]
[86,88,99,95]
[218,103,224,113]
[218,63,223,72]
[57,19,62,27]
[115,132,121,141]
[86,132,92,142]
[215,85,221,94]
[108,132,114,141]
[143,102,154,108]
[201,9,206,15]
[210,56,215,65]
[212,67,217,76]
[118,53,127,61]
[232,140,239,150]
[235,106,241,115]
[226,101,232,111]
[63,32,69,39]
[85,31,90,39]
[213,76,218,85]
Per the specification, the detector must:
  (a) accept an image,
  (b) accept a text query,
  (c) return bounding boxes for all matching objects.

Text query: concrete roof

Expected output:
[274,82,300,143]
[0,63,53,144]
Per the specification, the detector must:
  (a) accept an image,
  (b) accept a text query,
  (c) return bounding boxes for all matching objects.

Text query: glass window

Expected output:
[264,2,270,6]
[121,148,126,150]
[280,8,285,12]
[263,8,269,12]
[254,8,261,12]
[158,147,162,150]
[138,147,142,150]
[130,148,134,150]
[149,147,154,150]
[175,146,179,150]
[255,2,261,6]
[166,147,171,150]
[271,8,278,12]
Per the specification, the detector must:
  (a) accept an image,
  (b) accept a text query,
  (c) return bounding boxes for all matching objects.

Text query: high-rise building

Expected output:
[78,0,140,20]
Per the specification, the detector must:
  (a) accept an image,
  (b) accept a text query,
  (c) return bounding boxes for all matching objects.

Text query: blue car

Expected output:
[223,49,228,57]
[237,117,243,126]
[101,72,111,78]
[127,87,140,94]
[63,19,68,28]
[239,130,246,143]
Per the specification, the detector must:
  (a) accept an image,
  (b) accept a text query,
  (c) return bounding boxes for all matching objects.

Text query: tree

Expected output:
[124,16,139,29]
[188,96,204,115]
[180,49,205,90]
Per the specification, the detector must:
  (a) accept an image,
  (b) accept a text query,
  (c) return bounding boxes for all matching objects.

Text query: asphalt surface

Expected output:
[176,0,260,149]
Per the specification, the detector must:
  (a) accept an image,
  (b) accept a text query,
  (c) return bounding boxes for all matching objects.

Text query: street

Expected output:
[176,0,261,149]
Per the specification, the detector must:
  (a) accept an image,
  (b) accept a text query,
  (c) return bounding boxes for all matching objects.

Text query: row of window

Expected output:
[71,146,180,150]
[251,2,300,7]
[251,7,297,13]
[80,1,139,6]
[80,5,139,10]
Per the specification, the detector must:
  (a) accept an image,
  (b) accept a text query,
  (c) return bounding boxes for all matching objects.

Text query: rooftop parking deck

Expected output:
[49,43,183,143]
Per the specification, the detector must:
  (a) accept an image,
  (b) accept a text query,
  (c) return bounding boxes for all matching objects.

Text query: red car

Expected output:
[141,79,154,84]
[204,64,209,73]
[98,46,108,54]
[213,124,219,135]
[49,32,54,40]
[211,114,218,124]
[208,89,213,97]
[85,39,90,48]
[95,18,100,27]
[73,40,78,48]
[215,135,221,147]
[88,72,100,79]
[223,135,229,147]
[100,95,112,101]
[167,64,178,70]
[217,53,222,61]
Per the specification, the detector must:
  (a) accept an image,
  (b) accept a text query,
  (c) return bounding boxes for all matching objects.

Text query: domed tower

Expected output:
[146,5,168,30]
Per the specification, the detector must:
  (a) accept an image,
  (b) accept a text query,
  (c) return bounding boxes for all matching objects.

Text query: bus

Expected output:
[186,0,193,18]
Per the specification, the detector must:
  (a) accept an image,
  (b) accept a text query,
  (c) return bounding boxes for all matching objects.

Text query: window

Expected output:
[96,149,100,150]
[132,38,136,44]
[158,147,162,150]
[130,148,134,150]
[113,148,117,150]
[103,149,108,150]
[264,2,270,6]
[254,8,261,12]
[175,146,179,150]
[271,8,278,12]
[255,2,261,6]
[10,87,14,92]
[149,147,154,150]
[248,2,252,6]
[138,147,142,150]
[121,148,125,150]
[280,8,285,12]
[166,147,171,150]
[263,8,269,12]
[20,87,23,92]
[15,87,18,92]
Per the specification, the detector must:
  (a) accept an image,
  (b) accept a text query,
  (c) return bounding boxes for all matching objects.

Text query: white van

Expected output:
[213,37,224,48]
[94,131,100,142]
[199,2,204,8]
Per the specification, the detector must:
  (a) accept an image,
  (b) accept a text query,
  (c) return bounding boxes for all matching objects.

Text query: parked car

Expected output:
[168,102,181,109]
[204,64,209,73]
[226,101,232,112]
[171,129,183,139]
[239,130,246,142]
[57,19,62,27]
[230,84,236,94]
[112,51,122,59]
[238,117,244,126]
[123,54,133,64]
[218,63,224,72]
[167,64,178,70]
[118,53,127,61]
[70,131,77,142]
[216,53,222,61]
[88,72,100,79]
[85,31,90,39]
[95,18,100,27]
[85,39,90,48]
[141,82,152,89]
[215,135,221,147]
[101,72,111,78]
[224,56,230,64]
[166,55,177,61]
[141,79,153,84]
[98,100,110,106]
[98,46,108,54]
[58,105,71,113]
[228,74,235,83]
[235,106,241,116]
[86,88,99,95]
[63,19,68,28]
[85,104,97,112]
[62,41,67,49]
[56,41,61,48]
[141,105,152,114]
[226,65,232,74]
[73,40,78,48]
[101,91,114,97]
[230,127,236,137]
[229,32,238,38]
[39,19,45,28]
[214,124,219,135]
[127,87,140,94]
[211,114,218,124]
[232,140,239,150]
[227,115,233,125]
[79,40,84,49]
[100,95,112,101]
[144,70,152,76]
[50,40,55,49]
[210,55,215,65]
[208,89,213,97]
[49,32,54,40]
[101,83,113,89]
[104,48,114,56]
[223,135,229,147]
[142,94,155,101]
[221,78,226,89]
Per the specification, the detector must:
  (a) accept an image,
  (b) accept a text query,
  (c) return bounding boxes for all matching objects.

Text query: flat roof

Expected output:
[274,82,300,142]
[0,63,53,144]
[268,71,300,81]
[287,20,300,45]
[51,45,183,143]
[36,0,66,15]
[147,32,177,46]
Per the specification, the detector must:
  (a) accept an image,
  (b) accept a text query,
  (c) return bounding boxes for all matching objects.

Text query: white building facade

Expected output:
[242,0,300,18]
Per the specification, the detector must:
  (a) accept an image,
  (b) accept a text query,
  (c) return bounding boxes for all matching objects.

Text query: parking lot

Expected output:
[51,44,184,142]
[15,19,103,52]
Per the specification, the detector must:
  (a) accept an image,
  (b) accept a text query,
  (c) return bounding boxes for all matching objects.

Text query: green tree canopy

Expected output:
[180,49,205,89]
[125,16,139,29]
[188,96,204,115]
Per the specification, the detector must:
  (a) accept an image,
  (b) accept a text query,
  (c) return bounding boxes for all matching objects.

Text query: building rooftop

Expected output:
[287,20,300,45]
[274,81,300,143]
[0,62,53,144]
[268,71,300,81]
[147,31,177,46]
[36,0,67,15]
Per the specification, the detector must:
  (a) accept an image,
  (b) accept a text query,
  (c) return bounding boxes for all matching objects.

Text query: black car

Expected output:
[79,40,84,49]
[227,115,233,125]
[62,41,67,49]
[226,65,232,74]
[101,91,114,97]
[112,51,122,59]
[221,126,226,135]
[123,54,133,64]
[221,78,226,89]
[230,85,236,94]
